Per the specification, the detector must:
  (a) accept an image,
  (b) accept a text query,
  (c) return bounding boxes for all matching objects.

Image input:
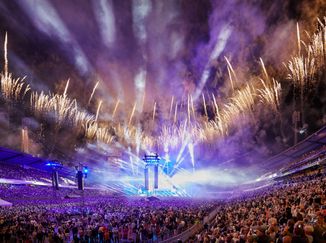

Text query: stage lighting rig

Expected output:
[45,160,62,190]
[143,153,160,192]
[75,163,89,190]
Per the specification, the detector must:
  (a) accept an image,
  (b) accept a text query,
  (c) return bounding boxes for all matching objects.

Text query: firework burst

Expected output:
[258,78,281,112]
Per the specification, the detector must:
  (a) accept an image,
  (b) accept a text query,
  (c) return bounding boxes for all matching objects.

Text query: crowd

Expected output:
[0,157,325,242]
[283,146,326,174]
[0,184,114,205]
[195,172,326,243]
[0,173,325,242]
[0,188,215,242]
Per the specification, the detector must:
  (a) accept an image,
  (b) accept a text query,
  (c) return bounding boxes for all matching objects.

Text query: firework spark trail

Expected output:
[140,92,146,113]
[202,94,208,118]
[4,32,8,76]
[288,17,325,85]
[30,91,52,116]
[231,84,255,115]
[286,17,325,124]
[187,95,191,122]
[287,55,316,124]
[190,95,195,120]
[31,89,78,127]
[174,101,178,124]
[258,77,285,140]
[169,96,174,120]
[223,102,239,125]
[96,127,114,144]
[1,34,30,101]
[287,56,316,86]
[213,104,225,136]
[259,58,269,81]
[258,78,281,112]
[85,122,98,140]
[95,100,103,121]
[128,102,137,126]
[224,56,238,89]
[21,127,29,153]
[73,110,95,130]
[212,93,219,118]
[112,99,120,119]
[226,66,234,91]
[152,101,156,121]
[297,22,301,55]
[88,81,99,105]
[159,126,179,149]
[307,17,325,72]
[52,94,77,126]
[259,57,281,112]
[63,79,70,96]
[1,74,30,101]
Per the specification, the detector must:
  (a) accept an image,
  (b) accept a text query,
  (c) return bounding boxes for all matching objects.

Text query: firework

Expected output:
[30,91,52,116]
[202,93,208,118]
[52,94,76,125]
[112,99,120,119]
[96,127,114,144]
[174,101,178,124]
[152,101,156,121]
[84,122,98,140]
[73,110,95,130]
[128,102,137,126]
[234,84,255,114]
[169,96,174,119]
[1,74,30,101]
[187,95,191,122]
[287,56,316,87]
[259,58,269,81]
[21,127,29,153]
[88,81,99,105]
[226,66,234,91]
[306,18,325,71]
[224,56,238,90]
[258,58,281,112]
[95,99,103,121]
[190,95,195,120]
[0,17,325,178]
[212,93,219,118]
[286,17,325,124]
[258,78,281,112]
[63,79,70,96]
[297,22,301,55]
[1,34,30,101]
[4,32,8,76]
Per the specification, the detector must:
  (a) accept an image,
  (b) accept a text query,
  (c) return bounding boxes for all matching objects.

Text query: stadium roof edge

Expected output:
[262,125,326,169]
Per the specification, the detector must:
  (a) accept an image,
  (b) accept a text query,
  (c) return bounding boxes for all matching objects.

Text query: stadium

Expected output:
[0,0,325,242]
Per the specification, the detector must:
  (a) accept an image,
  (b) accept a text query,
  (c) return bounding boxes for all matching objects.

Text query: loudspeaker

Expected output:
[52,171,59,190]
[154,165,158,189]
[76,171,84,190]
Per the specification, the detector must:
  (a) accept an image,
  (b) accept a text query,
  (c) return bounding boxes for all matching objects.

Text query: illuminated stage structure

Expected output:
[143,154,160,193]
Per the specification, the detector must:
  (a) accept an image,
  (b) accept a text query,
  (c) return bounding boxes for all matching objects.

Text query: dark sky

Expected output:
[0,0,324,173]
[0,0,322,100]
